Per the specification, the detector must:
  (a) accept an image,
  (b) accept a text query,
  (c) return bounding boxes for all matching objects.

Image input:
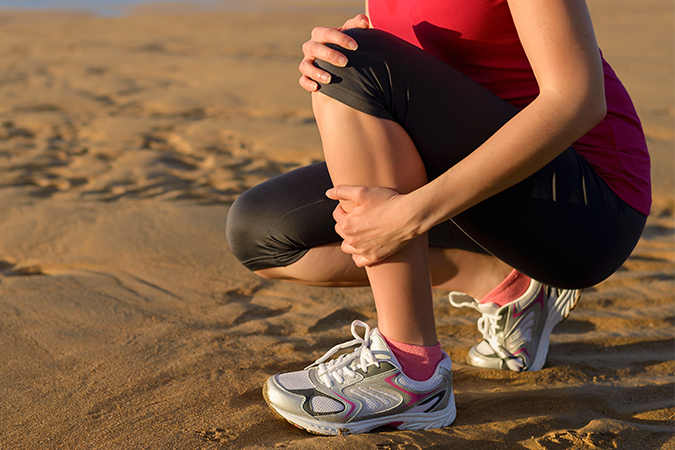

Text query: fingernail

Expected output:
[320,73,330,83]
[347,41,358,51]
[337,55,348,66]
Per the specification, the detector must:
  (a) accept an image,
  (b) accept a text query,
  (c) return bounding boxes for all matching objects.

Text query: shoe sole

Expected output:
[263,382,456,436]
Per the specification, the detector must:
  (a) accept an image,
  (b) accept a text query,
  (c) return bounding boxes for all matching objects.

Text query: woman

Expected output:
[226,0,650,435]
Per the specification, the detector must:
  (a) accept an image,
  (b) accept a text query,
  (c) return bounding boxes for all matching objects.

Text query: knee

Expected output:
[225,188,265,270]
[331,28,400,57]
[313,29,414,124]
[226,185,288,271]
[226,182,321,272]
[315,29,390,76]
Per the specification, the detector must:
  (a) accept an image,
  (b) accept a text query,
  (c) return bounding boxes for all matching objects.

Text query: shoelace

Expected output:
[449,292,526,372]
[305,320,380,388]
[476,311,503,341]
[449,293,504,339]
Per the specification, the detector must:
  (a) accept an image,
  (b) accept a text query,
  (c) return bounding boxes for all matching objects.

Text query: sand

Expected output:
[0,1,672,448]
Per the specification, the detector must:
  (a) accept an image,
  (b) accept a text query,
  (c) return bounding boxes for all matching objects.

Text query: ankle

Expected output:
[382,334,444,381]
[479,269,531,307]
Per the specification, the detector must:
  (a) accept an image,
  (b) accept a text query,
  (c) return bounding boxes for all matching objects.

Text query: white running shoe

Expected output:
[263,320,456,435]
[449,280,580,372]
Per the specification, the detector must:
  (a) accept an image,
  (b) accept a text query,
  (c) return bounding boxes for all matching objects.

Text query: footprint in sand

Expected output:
[0,259,46,276]
[194,428,233,443]
[537,429,618,449]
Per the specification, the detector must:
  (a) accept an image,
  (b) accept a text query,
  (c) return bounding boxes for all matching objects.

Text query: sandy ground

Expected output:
[0,1,672,448]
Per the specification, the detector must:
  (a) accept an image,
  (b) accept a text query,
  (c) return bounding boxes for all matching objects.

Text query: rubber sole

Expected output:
[263,382,456,436]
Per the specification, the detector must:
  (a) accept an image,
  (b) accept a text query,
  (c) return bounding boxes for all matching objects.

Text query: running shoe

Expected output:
[449,280,580,372]
[263,320,456,435]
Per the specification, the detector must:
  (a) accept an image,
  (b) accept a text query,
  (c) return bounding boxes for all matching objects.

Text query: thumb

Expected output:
[326,185,362,202]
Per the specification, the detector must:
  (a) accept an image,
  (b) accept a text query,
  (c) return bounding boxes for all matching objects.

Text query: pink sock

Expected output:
[479,269,531,307]
[382,335,443,381]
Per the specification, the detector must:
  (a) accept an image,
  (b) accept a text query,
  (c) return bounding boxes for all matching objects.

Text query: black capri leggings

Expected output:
[226,29,646,289]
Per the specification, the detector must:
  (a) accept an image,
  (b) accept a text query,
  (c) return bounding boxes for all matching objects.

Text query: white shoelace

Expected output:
[449,292,525,371]
[449,292,502,341]
[476,311,503,340]
[305,320,380,388]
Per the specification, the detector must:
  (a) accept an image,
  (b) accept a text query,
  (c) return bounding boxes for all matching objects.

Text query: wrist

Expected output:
[405,182,452,237]
[400,190,430,239]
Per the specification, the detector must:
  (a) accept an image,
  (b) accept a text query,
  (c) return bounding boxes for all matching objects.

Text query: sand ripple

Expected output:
[0,5,672,450]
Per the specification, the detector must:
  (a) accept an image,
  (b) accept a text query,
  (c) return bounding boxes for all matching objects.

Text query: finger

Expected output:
[341,240,358,256]
[310,26,358,51]
[302,40,348,67]
[299,58,331,84]
[352,254,373,268]
[298,75,319,92]
[333,222,349,241]
[334,222,342,238]
[332,203,349,224]
[340,14,370,31]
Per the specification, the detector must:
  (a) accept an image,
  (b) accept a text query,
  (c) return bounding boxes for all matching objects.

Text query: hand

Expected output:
[326,185,418,267]
[299,14,370,92]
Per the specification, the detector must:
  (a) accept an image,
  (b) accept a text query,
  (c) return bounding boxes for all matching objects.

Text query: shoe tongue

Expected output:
[475,301,501,315]
[367,328,393,362]
[450,291,499,315]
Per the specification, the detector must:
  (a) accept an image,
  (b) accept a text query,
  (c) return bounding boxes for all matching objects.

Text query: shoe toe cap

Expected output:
[264,375,307,413]
[466,340,505,370]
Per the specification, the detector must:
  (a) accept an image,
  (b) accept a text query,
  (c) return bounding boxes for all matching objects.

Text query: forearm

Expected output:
[409,90,606,236]
[406,0,608,235]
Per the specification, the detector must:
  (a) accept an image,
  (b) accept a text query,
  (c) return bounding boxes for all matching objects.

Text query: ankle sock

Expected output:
[479,269,531,307]
[382,335,443,382]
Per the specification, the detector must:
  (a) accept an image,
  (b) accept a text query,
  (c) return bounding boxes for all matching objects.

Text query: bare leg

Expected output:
[256,243,368,288]
[256,244,512,298]
[429,247,513,297]
[290,93,427,345]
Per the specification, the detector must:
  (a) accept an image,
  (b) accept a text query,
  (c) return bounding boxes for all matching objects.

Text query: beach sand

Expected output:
[0,1,672,448]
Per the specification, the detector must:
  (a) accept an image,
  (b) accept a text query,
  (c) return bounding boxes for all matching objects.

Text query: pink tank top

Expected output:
[369,0,651,215]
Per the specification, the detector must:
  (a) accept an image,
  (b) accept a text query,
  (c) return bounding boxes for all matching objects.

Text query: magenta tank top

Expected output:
[369,0,651,215]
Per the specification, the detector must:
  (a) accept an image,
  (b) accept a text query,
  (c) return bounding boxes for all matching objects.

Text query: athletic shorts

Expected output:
[226,29,647,289]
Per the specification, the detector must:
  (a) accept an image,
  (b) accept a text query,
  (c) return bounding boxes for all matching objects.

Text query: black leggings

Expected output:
[226,29,646,289]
